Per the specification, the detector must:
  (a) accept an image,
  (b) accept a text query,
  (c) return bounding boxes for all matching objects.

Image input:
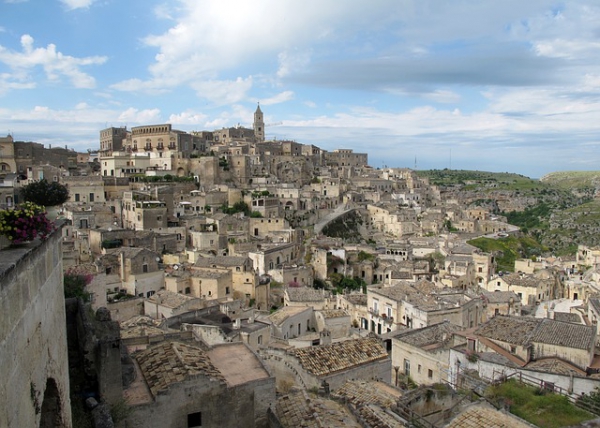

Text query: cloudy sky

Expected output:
[1,0,600,178]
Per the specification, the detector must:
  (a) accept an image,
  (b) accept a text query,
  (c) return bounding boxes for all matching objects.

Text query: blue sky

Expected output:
[2,0,600,178]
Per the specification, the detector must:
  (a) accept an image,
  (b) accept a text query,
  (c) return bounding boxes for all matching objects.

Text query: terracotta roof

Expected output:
[276,389,361,428]
[333,380,400,409]
[393,321,463,351]
[293,337,388,376]
[475,315,595,350]
[286,286,326,302]
[319,309,349,319]
[135,341,225,397]
[269,306,312,326]
[446,402,531,428]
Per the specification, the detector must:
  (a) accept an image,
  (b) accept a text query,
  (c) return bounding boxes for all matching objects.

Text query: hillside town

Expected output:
[4,107,600,427]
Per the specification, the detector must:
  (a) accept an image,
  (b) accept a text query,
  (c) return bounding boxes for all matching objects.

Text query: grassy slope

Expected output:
[486,379,594,428]
[467,236,547,272]
[540,171,600,190]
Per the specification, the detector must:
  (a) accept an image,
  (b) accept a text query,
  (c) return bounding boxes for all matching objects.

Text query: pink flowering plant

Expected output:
[0,202,55,244]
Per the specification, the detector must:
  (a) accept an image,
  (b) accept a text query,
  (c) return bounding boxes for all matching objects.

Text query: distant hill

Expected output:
[418,169,593,255]
[540,171,600,196]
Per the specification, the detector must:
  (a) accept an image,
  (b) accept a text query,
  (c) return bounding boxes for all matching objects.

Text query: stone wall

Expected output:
[0,228,72,427]
[126,374,275,428]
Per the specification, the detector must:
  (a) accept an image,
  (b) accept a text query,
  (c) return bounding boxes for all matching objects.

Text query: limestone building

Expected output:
[0,226,72,427]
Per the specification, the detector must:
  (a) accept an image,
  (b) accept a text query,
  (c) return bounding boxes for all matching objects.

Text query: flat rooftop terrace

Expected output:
[207,343,270,387]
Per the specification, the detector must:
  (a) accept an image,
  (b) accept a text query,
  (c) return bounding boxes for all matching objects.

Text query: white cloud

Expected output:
[59,0,95,11]
[117,108,162,124]
[277,50,311,78]
[0,34,106,90]
[191,77,253,105]
[423,90,461,104]
[168,110,208,125]
[259,91,294,106]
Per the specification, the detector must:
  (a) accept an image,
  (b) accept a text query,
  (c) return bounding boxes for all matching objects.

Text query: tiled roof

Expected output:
[500,273,552,287]
[275,389,361,428]
[286,286,326,302]
[293,337,388,376]
[194,256,248,268]
[343,293,367,305]
[446,402,531,428]
[393,321,463,350]
[474,316,541,346]
[333,380,400,409]
[481,290,519,304]
[475,315,595,350]
[319,309,349,319]
[269,306,312,326]
[120,315,165,339]
[147,289,195,309]
[525,357,587,376]
[135,341,225,397]
[552,312,582,324]
[532,318,594,350]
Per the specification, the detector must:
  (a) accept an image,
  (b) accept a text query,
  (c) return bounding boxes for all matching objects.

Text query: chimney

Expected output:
[233,318,241,329]
[249,310,255,324]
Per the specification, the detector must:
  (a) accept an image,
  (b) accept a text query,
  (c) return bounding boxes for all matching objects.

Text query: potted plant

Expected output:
[0,202,55,245]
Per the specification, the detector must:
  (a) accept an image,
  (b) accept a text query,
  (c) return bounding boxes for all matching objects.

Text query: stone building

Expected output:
[472,315,596,371]
[259,336,390,391]
[392,321,465,386]
[123,341,276,428]
[0,226,72,427]
[268,306,315,340]
[0,134,17,175]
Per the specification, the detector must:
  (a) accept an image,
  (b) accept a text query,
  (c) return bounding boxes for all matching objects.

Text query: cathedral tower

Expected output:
[253,103,265,142]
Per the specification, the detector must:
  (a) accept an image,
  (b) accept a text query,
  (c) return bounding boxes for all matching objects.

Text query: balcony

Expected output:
[144,145,152,151]
[157,144,164,150]
[369,307,379,316]
[382,314,394,324]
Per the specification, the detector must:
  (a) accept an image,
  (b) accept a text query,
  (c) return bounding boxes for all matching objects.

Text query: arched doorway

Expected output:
[39,378,62,428]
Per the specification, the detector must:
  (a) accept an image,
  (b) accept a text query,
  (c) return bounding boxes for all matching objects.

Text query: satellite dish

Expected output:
[108,227,112,232]
[174,265,179,270]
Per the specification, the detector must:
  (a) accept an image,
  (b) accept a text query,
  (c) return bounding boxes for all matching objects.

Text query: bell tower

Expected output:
[253,103,265,142]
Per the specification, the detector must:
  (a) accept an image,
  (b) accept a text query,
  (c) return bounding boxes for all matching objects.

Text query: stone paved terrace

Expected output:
[292,336,387,376]
[207,342,270,387]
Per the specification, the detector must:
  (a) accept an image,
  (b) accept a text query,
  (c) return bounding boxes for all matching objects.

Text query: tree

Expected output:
[20,179,69,207]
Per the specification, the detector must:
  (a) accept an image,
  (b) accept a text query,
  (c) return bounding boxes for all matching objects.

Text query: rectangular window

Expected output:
[75,193,80,202]
[428,369,433,379]
[89,193,94,202]
[404,359,410,376]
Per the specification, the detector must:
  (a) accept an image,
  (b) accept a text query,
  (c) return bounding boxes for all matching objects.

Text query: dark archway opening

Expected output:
[39,378,62,428]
